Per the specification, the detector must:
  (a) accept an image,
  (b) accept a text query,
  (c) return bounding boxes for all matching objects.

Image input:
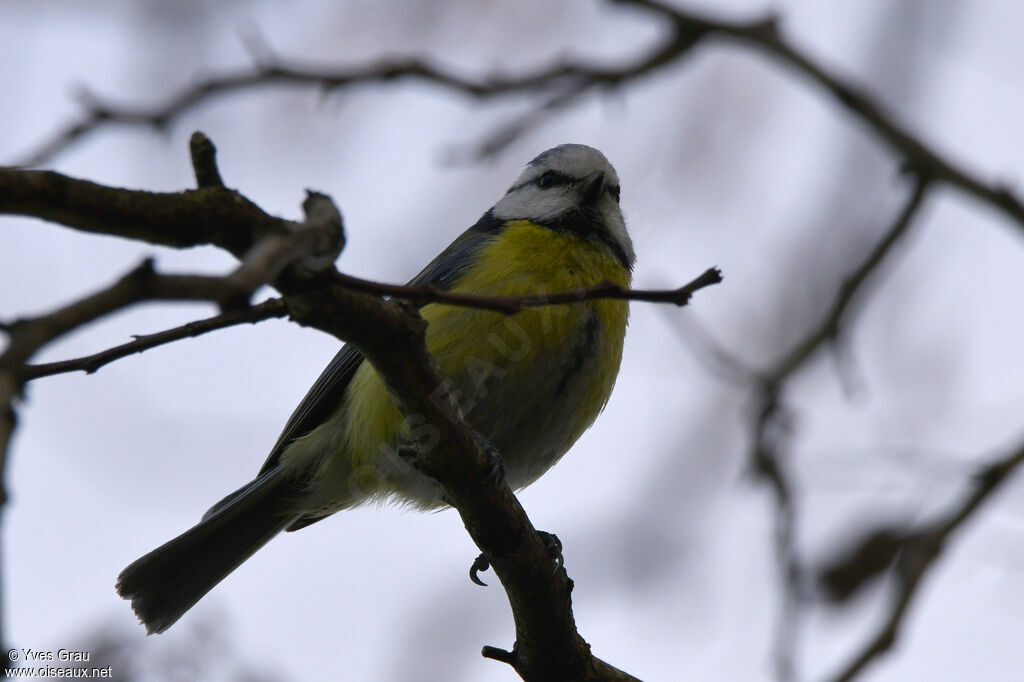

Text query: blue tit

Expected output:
[117,143,635,633]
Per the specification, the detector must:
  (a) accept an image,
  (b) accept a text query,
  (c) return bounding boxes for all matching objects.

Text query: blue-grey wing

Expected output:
[255,210,504,476]
[202,212,503,522]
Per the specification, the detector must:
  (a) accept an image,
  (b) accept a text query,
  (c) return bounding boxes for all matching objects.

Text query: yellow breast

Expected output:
[343,220,631,497]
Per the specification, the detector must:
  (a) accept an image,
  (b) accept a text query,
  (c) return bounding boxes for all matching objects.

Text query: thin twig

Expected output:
[15,1,1024,247]
[2,260,247,363]
[336,266,722,315]
[0,180,345,505]
[20,299,288,381]
[613,0,1024,231]
[0,260,235,504]
[188,131,224,189]
[0,131,700,680]
[16,264,722,383]
[765,176,930,383]
[747,176,930,681]
[12,35,692,167]
[825,440,1024,682]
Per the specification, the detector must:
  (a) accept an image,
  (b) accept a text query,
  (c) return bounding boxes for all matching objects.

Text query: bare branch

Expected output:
[20,298,287,381]
[451,82,591,162]
[13,34,693,167]
[824,440,1024,682]
[0,259,259,504]
[613,0,1024,231]
[765,175,930,384]
[3,259,247,368]
[0,168,285,258]
[15,1,1023,250]
[14,262,714,386]
[336,266,722,315]
[0,135,721,679]
[743,176,930,681]
[223,190,344,303]
[189,131,225,189]
[0,163,716,316]
[0,158,345,507]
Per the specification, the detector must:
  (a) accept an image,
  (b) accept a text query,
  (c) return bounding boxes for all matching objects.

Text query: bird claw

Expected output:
[470,553,491,586]
[539,531,564,574]
[474,431,506,496]
[468,533,562,587]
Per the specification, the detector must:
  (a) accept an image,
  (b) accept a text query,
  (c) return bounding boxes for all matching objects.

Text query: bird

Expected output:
[117,143,635,634]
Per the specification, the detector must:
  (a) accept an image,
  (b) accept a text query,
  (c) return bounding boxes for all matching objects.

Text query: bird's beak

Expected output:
[578,170,606,206]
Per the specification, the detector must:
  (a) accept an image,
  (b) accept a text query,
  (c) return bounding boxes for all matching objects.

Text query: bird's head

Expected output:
[493,144,634,269]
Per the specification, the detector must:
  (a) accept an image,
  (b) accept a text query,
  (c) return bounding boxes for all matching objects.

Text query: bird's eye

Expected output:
[535,171,560,189]
[608,185,621,203]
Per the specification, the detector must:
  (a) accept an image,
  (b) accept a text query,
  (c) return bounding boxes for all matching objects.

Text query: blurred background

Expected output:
[2,0,1024,680]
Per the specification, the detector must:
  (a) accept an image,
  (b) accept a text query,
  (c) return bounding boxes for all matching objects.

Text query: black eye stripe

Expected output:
[506,170,612,194]
[536,170,572,189]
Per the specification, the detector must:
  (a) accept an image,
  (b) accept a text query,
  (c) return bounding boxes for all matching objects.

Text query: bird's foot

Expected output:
[473,430,506,497]
[470,553,491,586]
[538,531,564,575]
[468,531,563,588]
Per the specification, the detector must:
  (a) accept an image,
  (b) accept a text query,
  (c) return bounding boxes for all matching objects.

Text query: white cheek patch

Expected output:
[489,144,636,267]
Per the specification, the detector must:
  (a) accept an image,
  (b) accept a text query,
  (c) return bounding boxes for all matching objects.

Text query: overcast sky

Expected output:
[3,1,1024,681]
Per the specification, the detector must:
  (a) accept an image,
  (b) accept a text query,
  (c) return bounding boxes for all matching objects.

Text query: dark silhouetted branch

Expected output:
[16,1,1024,247]
[21,298,288,381]
[189,131,225,189]
[763,175,930,387]
[0,133,719,681]
[17,265,722,383]
[0,163,719,319]
[336,266,721,315]
[0,260,266,504]
[13,31,693,167]
[823,439,1024,682]
[613,0,1024,232]
[0,136,345,504]
[11,1,1016,674]
[744,175,930,682]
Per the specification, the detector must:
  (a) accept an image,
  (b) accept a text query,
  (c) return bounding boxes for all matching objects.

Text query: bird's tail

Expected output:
[116,472,304,634]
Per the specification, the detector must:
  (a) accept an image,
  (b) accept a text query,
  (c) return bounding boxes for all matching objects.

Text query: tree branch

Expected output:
[613,0,1024,232]
[12,29,695,167]
[20,298,288,381]
[823,439,1024,682]
[15,266,722,384]
[0,161,718,315]
[0,259,282,505]
[0,133,721,680]
[745,175,930,681]
[3,259,251,370]
[8,2,1017,676]
[0,168,285,258]
[763,175,930,386]
[0,135,345,505]
[15,1,1024,247]
[335,266,722,315]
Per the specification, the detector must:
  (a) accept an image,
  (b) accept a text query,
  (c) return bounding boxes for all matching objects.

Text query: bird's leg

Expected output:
[538,531,564,574]
[400,430,505,506]
[472,430,506,497]
[397,444,449,502]
[469,532,564,588]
